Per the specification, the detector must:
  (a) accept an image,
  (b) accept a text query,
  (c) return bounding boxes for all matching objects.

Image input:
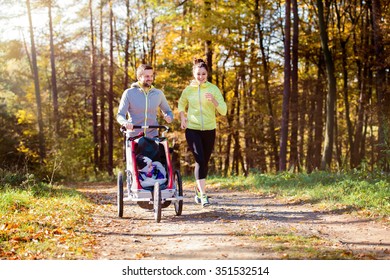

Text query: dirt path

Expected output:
[77,182,390,260]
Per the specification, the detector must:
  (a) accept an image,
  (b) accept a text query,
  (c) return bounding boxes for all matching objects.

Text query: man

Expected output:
[117,64,173,137]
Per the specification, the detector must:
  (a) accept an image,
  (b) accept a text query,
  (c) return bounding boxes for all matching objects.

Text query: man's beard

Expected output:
[142,81,152,87]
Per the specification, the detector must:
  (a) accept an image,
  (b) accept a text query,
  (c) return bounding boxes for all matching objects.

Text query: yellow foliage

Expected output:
[17,141,39,160]
[16,109,35,125]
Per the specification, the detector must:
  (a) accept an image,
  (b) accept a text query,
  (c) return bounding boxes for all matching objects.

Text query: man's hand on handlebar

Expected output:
[124,122,134,130]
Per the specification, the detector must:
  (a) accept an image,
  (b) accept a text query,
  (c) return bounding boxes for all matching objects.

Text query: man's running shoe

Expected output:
[201,194,210,207]
[194,186,201,204]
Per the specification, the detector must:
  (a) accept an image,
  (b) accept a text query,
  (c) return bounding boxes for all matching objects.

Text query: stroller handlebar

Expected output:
[134,125,169,131]
[120,125,170,137]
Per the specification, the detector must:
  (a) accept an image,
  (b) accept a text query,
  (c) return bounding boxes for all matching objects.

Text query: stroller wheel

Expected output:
[117,172,124,218]
[153,182,162,223]
[174,170,183,216]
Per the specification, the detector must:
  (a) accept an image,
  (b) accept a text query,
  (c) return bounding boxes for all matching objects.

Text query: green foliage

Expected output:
[0,93,23,167]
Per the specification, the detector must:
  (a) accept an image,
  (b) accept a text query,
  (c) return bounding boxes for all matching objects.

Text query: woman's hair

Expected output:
[193,58,208,72]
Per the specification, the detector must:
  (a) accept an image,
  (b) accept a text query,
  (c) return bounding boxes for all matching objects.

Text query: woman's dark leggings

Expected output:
[185,129,216,180]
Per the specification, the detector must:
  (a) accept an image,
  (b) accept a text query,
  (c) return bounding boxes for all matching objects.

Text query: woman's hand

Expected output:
[179,112,187,129]
[180,117,187,129]
[205,93,219,107]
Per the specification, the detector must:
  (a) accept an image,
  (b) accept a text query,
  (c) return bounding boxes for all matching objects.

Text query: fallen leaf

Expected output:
[135,252,151,259]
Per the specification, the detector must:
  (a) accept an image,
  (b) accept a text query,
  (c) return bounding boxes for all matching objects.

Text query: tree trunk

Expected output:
[361,69,373,164]
[334,109,342,168]
[371,0,389,171]
[313,53,325,169]
[255,0,279,171]
[107,1,114,176]
[351,8,369,168]
[221,53,232,176]
[298,82,306,170]
[352,64,368,168]
[89,0,99,170]
[306,79,315,173]
[224,132,232,177]
[340,40,354,167]
[334,2,354,168]
[141,7,148,64]
[205,0,212,82]
[123,0,130,90]
[99,0,105,170]
[26,0,46,161]
[150,18,156,67]
[232,71,244,175]
[279,0,291,171]
[48,1,59,134]
[289,0,299,171]
[317,0,337,170]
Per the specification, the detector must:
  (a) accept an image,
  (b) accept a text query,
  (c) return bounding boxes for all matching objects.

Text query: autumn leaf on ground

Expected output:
[135,252,151,259]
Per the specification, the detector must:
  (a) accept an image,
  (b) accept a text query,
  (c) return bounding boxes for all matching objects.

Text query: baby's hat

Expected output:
[136,154,152,172]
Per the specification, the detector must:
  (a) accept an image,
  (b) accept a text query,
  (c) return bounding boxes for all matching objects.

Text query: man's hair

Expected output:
[136,64,153,80]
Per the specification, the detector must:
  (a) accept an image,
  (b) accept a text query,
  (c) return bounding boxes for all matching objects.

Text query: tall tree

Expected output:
[232,70,244,175]
[352,4,369,168]
[313,53,325,169]
[279,0,291,171]
[26,0,46,160]
[89,0,99,170]
[48,0,59,134]
[317,0,337,170]
[334,1,354,168]
[204,0,212,82]
[99,0,106,170]
[289,0,299,171]
[371,0,389,171]
[123,0,130,90]
[107,0,114,175]
[255,0,279,171]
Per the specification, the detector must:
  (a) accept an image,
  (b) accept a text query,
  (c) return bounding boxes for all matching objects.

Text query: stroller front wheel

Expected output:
[153,182,162,223]
[173,170,183,216]
[117,172,124,217]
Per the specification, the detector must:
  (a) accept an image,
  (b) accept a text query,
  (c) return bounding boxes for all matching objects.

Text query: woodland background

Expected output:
[0,0,389,181]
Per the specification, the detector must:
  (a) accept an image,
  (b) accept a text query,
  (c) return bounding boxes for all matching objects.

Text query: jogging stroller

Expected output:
[117,125,183,223]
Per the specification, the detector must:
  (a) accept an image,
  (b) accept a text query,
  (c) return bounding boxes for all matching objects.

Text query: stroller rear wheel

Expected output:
[117,172,124,217]
[153,182,162,223]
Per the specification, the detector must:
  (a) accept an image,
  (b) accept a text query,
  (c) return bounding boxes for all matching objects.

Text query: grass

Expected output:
[0,170,95,260]
[205,170,390,217]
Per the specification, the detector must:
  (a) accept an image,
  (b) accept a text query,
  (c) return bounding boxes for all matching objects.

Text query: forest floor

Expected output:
[76,181,390,260]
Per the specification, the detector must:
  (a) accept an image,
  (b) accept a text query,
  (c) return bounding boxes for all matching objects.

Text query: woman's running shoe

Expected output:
[194,186,201,204]
[201,194,210,207]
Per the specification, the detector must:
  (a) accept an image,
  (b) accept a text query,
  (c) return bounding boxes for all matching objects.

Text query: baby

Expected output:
[136,154,167,187]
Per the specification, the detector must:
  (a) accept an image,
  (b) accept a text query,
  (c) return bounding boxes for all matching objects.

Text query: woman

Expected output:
[178,58,227,207]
